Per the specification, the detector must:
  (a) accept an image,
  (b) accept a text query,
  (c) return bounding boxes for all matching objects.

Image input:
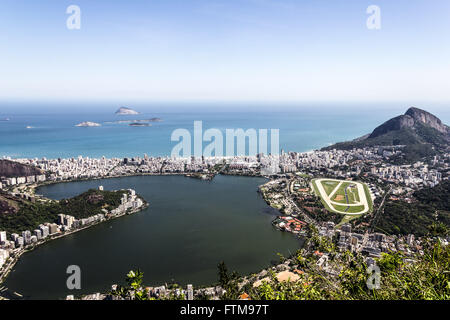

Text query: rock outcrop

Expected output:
[369,107,448,139]
[115,107,139,115]
[0,160,42,178]
[322,107,449,162]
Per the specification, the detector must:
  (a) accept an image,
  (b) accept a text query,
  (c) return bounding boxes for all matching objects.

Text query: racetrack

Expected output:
[312,178,370,215]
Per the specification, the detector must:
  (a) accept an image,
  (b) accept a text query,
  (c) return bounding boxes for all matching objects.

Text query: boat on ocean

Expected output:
[0,117,10,121]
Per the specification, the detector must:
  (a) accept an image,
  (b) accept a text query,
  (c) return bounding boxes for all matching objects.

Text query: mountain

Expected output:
[115,107,139,115]
[323,107,449,162]
[369,107,448,139]
[0,160,43,178]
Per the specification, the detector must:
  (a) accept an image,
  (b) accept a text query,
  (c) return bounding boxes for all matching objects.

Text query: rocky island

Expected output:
[105,118,162,125]
[129,123,151,127]
[75,122,102,127]
[115,107,140,115]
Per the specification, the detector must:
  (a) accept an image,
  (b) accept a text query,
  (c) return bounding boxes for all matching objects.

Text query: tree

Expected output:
[217,261,240,300]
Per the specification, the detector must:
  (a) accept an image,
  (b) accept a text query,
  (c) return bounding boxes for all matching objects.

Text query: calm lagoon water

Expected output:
[3,175,300,299]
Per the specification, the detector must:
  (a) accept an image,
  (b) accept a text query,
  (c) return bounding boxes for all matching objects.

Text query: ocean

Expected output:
[0,102,449,159]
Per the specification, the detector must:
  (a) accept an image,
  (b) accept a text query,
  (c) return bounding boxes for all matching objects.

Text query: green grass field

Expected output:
[363,183,374,212]
[350,185,360,203]
[332,204,365,213]
[311,179,337,213]
[330,182,359,205]
[338,213,363,226]
[322,180,339,196]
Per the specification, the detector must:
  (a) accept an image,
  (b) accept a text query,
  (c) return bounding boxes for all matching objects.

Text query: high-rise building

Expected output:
[0,248,9,262]
[187,284,193,300]
[33,229,42,240]
[407,234,415,246]
[0,231,7,243]
[22,230,32,245]
[341,223,352,233]
[16,237,24,247]
[64,215,75,228]
[48,224,59,235]
[39,225,49,238]
[57,214,65,225]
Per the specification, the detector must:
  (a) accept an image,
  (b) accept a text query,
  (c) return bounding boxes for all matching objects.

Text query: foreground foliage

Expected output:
[114,233,449,300]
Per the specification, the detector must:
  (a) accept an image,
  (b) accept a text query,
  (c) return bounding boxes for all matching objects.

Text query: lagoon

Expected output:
[3,175,300,299]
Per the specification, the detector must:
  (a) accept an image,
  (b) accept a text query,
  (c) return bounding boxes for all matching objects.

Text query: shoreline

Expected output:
[0,192,149,294]
[0,172,295,299]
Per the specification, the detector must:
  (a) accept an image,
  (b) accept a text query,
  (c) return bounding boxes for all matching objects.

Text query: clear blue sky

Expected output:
[0,0,449,104]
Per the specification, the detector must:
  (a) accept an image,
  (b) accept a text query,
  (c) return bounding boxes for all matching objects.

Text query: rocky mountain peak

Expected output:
[405,107,447,133]
[369,107,448,139]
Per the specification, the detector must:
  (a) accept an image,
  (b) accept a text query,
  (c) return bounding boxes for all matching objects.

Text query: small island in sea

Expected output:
[115,107,140,115]
[129,122,151,127]
[104,118,162,125]
[75,122,102,127]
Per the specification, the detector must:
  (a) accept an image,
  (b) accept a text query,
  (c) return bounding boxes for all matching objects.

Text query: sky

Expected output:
[0,0,449,104]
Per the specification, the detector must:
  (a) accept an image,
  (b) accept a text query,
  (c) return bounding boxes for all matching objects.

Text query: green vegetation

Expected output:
[311,179,338,214]
[247,229,449,300]
[115,229,449,300]
[374,181,450,236]
[0,189,128,234]
[349,186,360,203]
[111,270,154,300]
[217,261,241,299]
[338,214,363,226]
[363,183,374,212]
[333,204,365,213]
[331,182,358,205]
[321,181,339,196]
[415,180,450,211]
